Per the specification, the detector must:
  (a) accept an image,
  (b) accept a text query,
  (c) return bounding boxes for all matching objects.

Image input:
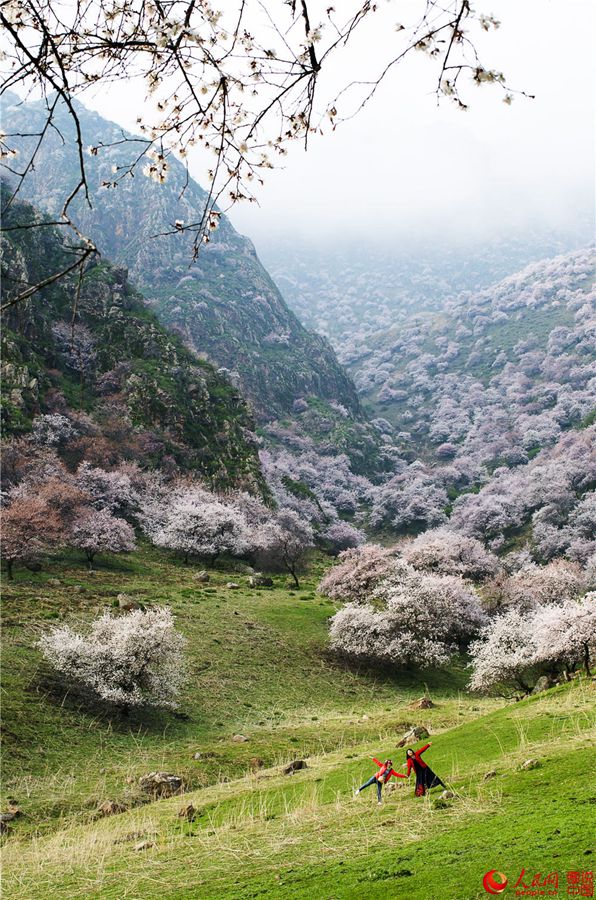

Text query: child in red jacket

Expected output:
[354,757,407,804]
[404,742,446,796]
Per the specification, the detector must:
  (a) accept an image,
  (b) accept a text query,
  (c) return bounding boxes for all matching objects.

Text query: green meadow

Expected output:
[2,548,594,898]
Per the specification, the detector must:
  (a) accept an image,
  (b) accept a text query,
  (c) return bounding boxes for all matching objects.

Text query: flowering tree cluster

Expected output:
[38,606,187,710]
[140,481,316,584]
[329,559,485,669]
[1,448,139,574]
[348,248,595,479]
[401,527,499,579]
[1,432,326,581]
[318,544,397,604]
[469,593,596,695]
[450,426,596,556]
[260,446,372,523]
[369,462,449,532]
[483,559,586,615]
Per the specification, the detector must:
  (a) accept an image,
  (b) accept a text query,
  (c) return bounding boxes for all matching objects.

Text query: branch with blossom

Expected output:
[1,0,523,302]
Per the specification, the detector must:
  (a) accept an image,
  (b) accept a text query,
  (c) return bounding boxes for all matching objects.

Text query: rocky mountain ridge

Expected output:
[1,195,264,491]
[1,92,361,424]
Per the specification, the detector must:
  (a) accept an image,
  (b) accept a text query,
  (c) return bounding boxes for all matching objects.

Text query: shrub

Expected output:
[39,607,187,710]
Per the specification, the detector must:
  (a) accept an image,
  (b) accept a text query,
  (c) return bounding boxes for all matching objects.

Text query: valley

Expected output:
[1,76,595,900]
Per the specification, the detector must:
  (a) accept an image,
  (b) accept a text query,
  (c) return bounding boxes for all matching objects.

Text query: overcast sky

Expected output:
[83,0,595,246]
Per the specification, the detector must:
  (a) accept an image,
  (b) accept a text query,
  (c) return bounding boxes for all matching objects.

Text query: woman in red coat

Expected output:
[354,757,407,804]
[404,742,446,796]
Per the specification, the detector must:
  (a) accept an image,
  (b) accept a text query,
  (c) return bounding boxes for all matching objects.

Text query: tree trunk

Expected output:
[86,550,95,569]
[517,678,531,695]
[6,560,13,580]
[561,664,570,682]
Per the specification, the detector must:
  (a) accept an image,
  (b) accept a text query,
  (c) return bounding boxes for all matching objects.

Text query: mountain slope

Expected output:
[261,231,593,348]
[1,196,263,490]
[2,92,361,422]
[349,247,596,468]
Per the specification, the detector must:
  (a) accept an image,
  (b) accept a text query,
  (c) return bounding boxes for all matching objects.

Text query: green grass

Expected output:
[1,548,487,837]
[2,548,594,898]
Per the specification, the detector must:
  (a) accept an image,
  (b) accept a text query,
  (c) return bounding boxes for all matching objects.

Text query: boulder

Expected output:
[0,811,18,826]
[0,806,21,835]
[192,752,202,761]
[440,790,456,800]
[134,840,157,851]
[409,697,435,710]
[226,582,240,590]
[249,757,265,771]
[520,758,541,771]
[248,574,273,588]
[483,770,497,781]
[178,803,196,821]
[117,593,140,611]
[283,760,308,775]
[531,676,553,695]
[193,571,210,583]
[397,726,430,748]
[97,800,126,817]
[232,734,249,743]
[138,772,183,797]
[47,578,62,587]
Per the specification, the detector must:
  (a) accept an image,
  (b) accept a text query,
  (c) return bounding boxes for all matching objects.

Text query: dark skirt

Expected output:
[414,763,445,797]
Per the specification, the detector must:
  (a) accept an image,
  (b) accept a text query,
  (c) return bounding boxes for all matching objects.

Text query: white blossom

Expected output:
[39,607,187,709]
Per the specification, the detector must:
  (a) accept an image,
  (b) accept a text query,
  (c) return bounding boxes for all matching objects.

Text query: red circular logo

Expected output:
[483,870,508,894]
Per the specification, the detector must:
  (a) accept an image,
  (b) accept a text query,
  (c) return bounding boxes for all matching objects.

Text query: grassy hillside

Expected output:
[2,549,594,898]
[1,548,487,834]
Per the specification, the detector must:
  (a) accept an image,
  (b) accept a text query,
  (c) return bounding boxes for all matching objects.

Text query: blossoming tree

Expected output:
[39,606,187,711]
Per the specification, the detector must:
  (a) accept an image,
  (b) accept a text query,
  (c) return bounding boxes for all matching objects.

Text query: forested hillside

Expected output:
[261,248,595,547]
[348,247,595,469]
[1,196,263,491]
[262,231,593,346]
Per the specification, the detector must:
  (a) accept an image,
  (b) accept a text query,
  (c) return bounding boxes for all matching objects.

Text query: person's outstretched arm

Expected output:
[417,743,431,756]
[389,769,407,779]
[372,757,383,768]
